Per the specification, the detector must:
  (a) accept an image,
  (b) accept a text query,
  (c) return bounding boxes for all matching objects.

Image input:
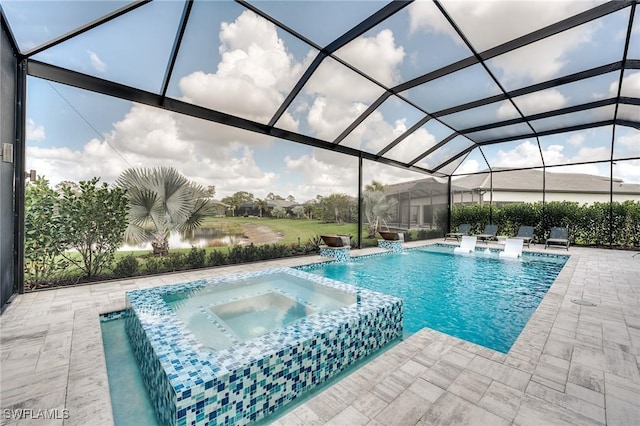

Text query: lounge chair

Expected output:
[444,224,471,241]
[454,235,477,254]
[513,225,534,247]
[499,238,524,259]
[545,227,569,250]
[475,224,498,244]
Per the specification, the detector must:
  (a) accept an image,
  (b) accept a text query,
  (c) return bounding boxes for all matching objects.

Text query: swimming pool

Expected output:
[299,244,568,353]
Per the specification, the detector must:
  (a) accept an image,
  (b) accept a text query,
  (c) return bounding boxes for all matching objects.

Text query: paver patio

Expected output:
[1,241,639,425]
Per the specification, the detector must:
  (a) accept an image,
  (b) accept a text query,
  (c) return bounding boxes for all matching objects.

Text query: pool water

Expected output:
[301,245,567,353]
[162,272,356,351]
[101,318,160,426]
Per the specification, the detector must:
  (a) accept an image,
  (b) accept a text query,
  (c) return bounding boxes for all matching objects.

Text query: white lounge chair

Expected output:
[454,235,477,254]
[499,238,523,259]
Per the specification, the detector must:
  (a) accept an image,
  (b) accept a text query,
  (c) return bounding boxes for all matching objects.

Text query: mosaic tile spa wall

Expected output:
[125,268,403,425]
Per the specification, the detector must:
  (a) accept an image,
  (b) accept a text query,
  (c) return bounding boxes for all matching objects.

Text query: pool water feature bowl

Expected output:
[125,268,402,425]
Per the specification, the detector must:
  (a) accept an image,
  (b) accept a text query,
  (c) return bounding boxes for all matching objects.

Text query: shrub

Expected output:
[58,177,128,278]
[451,204,491,233]
[162,253,187,271]
[307,235,323,250]
[144,257,162,275]
[113,255,139,278]
[208,250,228,266]
[185,247,206,269]
[24,177,68,287]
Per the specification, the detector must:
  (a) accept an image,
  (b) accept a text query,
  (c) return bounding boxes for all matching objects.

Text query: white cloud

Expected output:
[306,97,369,141]
[541,143,610,166]
[493,140,542,168]
[387,128,437,162]
[26,103,280,198]
[106,105,193,161]
[335,29,405,87]
[410,1,601,86]
[615,131,640,158]
[300,30,404,140]
[573,145,611,162]
[26,10,309,198]
[87,50,106,73]
[498,89,567,119]
[27,9,411,200]
[567,134,585,147]
[489,25,596,86]
[340,110,408,154]
[26,118,45,142]
[455,158,480,175]
[613,159,640,184]
[284,150,359,199]
[409,1,458,38]
[304,58,386,104]
[27,142,124,185]
[482,137,613,171]
[178,10,305,126]
[609,71,640,98]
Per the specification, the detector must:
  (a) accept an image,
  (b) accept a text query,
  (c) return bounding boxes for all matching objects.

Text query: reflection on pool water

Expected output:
[299,244,568,353]
[161,273,357,351]
[212,292,314,340]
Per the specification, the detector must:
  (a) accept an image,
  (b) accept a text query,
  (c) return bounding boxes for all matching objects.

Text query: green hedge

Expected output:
[449,201,640,248]
[110,243,316,279]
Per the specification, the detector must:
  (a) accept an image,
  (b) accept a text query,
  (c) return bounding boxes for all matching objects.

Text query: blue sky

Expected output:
[2,0,638,200]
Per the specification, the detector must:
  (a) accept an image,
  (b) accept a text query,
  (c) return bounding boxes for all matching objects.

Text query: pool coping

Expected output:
[1,239,639,425]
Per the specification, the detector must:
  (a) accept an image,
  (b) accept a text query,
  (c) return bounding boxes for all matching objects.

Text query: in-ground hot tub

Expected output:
[125,267,403,426]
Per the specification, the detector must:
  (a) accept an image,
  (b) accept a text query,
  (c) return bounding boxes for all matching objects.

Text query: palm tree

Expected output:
[254,198,269,217]
[364,180,386,193]
[116,166,214,255]
[363,190,398,238]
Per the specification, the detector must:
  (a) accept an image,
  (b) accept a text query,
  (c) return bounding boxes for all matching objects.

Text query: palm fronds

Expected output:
[116,166,213,251]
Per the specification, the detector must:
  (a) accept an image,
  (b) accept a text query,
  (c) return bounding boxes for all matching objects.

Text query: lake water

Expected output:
[119,229,245,251]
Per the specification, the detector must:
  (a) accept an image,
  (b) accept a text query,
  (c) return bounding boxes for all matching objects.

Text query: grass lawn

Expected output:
[202,216,366,245]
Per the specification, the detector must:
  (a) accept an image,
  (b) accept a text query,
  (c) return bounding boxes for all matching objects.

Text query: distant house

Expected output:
[383,170,640,229]
[207,199,228,216]
[383,176,449,230]
[452,169,640,205]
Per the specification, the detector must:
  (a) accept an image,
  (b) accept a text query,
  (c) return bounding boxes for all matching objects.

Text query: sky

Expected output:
[3,0,639,201]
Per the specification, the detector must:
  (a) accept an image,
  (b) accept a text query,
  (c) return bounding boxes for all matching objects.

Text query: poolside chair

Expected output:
[444,223,471,241]
[513,225,534,247]
[499,238,524,259]
[475,224,498,244]
[454,235,477,254]
[545,227,570,250]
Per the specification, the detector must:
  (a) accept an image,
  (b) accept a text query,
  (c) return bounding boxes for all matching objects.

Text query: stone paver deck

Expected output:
[1,241,639,425]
